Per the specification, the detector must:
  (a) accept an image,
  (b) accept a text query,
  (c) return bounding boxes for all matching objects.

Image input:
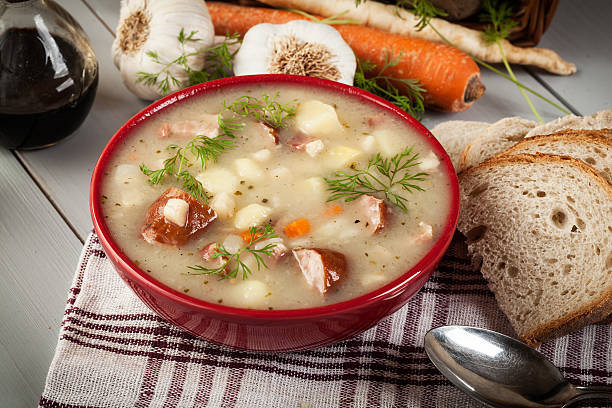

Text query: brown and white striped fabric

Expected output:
[39,233,612,408]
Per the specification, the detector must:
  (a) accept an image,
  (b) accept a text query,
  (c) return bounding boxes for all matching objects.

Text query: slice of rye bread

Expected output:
[458,154,612,346]
[430,120,490,171]
[458,117,537,172]
[525,110,612,138]
[501,129,612,184]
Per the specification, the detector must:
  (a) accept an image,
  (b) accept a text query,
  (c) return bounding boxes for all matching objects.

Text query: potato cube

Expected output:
[418,150,440,171]
[325,145,362,168]
[373,129,405,157]
[251,148,272,162]
[113,164,141,184]
[235,158,264,181]
[295,100,343,137]
[361,135,377,153]
[210,192,236,219]
[234,204,272,229]
[163,198,189,227]
[196,168,239,195]
[231,280,270,307]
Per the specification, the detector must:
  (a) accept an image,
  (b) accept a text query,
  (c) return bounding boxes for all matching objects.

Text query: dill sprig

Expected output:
[186,224,278,280]
[354,50,426,120]
[137,29,241,96]
[324,146,428,213]
[224,93,297,128]
[139,116,238,201]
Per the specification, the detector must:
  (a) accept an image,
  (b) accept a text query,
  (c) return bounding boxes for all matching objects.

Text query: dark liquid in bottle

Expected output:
[0,28,98,149]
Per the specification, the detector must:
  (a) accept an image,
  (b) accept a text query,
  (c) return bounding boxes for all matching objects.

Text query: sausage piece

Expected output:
[292,248,346,294]
[287,133,324,157]
[358,194,387,234]
[141,187,217,246]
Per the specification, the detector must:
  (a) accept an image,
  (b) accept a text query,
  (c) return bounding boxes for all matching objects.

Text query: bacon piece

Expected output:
[158,122,171,138]
[141,187,217,246]
[260,122,280,145]
[287,133,324,157]
[292,248,346,294]
[367,112,385,128]
[357,194,387,234]
[254,237,287,265]
[167,114,220,139]
[198,243,229,274]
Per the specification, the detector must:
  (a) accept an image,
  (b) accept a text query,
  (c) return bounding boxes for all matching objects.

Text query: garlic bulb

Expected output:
[112,0,214,100]
[233,20,356,85]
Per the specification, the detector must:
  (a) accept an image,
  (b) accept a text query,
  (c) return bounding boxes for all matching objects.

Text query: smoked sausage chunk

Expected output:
[358,194,387,234]
[292,248,346,294]
[141,187,217,246]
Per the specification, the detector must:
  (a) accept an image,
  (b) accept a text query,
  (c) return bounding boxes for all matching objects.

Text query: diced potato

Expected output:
[317,218,361,242]
[231,280,270,308]
[251,148,272,162]
[113,164,141,184]
[196,168,239,194]
[163,198,189,227]
[325,145,362,168]
[116,189,149,207]
[234,158,264,181]
[303,177,325,195]
[361,135,377,153]
[234,204,272,229]
[414,222,433,242]
[210,192,236,219]
[222,234,244,254]
[304,139,324,157]
[373,129,405,157]
[418,150,440,171]
[295,100,343,137]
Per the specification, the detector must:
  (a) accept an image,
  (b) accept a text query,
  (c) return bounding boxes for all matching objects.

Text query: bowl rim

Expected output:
[90,74,459,321]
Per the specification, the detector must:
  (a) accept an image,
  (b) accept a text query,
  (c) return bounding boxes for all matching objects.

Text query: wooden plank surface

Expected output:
[0,148,82,407]
[527,0,612,116]
[17,0,148,242]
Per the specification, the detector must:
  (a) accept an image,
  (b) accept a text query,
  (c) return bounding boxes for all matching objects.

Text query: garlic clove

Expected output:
[233,20,356,85]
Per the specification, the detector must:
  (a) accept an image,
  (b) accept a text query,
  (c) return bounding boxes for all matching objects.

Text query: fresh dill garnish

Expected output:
[136,30,241,96]
[186,224,278,280]
[139,118,238,201]
[224,93,297,128]
[354,50,425,120]
[324,146,428,213]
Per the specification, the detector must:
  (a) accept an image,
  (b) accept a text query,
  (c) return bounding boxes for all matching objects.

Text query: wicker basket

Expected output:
[457,0,560,47]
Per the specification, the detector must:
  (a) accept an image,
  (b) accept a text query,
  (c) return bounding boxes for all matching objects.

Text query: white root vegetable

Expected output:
[112,0,215,100]
[258,0,576,75]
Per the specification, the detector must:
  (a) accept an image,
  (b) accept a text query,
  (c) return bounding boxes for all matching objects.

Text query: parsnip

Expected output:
[258,0,576,75]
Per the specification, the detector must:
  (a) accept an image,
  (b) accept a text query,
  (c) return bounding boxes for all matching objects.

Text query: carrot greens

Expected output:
[186,224,279,280]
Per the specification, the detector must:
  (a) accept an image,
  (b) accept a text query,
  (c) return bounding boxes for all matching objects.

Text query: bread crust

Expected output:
[460,154,612,346]
[503,129,612,155]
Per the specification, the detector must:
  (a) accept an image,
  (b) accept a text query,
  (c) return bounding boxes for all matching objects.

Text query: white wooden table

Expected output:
[1,1,610,406]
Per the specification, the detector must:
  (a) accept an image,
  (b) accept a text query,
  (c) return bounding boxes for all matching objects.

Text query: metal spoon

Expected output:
[424,325,612,407]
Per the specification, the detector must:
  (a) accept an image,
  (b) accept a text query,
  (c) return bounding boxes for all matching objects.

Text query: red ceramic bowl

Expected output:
[90,74,459,352]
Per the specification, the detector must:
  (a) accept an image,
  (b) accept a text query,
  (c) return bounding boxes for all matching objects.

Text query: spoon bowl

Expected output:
[424,326,612,407]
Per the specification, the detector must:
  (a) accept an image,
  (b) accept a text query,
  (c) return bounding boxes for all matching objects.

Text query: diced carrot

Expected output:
[240,229,263,243]
[284,218,311,238]
[324,204,343,217]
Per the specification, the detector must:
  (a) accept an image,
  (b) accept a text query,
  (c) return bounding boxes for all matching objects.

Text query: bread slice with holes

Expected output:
[430,120,490,170]
[458,117,537,172]
[458,154,612,346]
[525,110,612,138]
[501,129,612,184]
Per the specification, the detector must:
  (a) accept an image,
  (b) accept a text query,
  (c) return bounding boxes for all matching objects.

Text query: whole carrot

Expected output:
[207,2,484,112]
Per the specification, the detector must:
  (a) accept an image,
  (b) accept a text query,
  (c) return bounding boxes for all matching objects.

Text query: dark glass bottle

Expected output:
[0,0,98,150]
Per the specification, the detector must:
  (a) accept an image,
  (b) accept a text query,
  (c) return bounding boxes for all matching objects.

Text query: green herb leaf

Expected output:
[186,224,279,280]
[136,31,241,96]
[354,50,425,121]
[324,146,428,213]
[224,93,297,128]
[480,0,518,44]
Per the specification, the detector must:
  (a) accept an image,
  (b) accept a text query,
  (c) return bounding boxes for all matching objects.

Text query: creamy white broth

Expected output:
[101,84,451,309]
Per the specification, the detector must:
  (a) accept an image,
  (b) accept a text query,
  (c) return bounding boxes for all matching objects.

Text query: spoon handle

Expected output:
[569,385,612,405]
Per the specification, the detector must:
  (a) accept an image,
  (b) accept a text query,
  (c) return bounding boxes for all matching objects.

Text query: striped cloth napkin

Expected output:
[39,233,611,408]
